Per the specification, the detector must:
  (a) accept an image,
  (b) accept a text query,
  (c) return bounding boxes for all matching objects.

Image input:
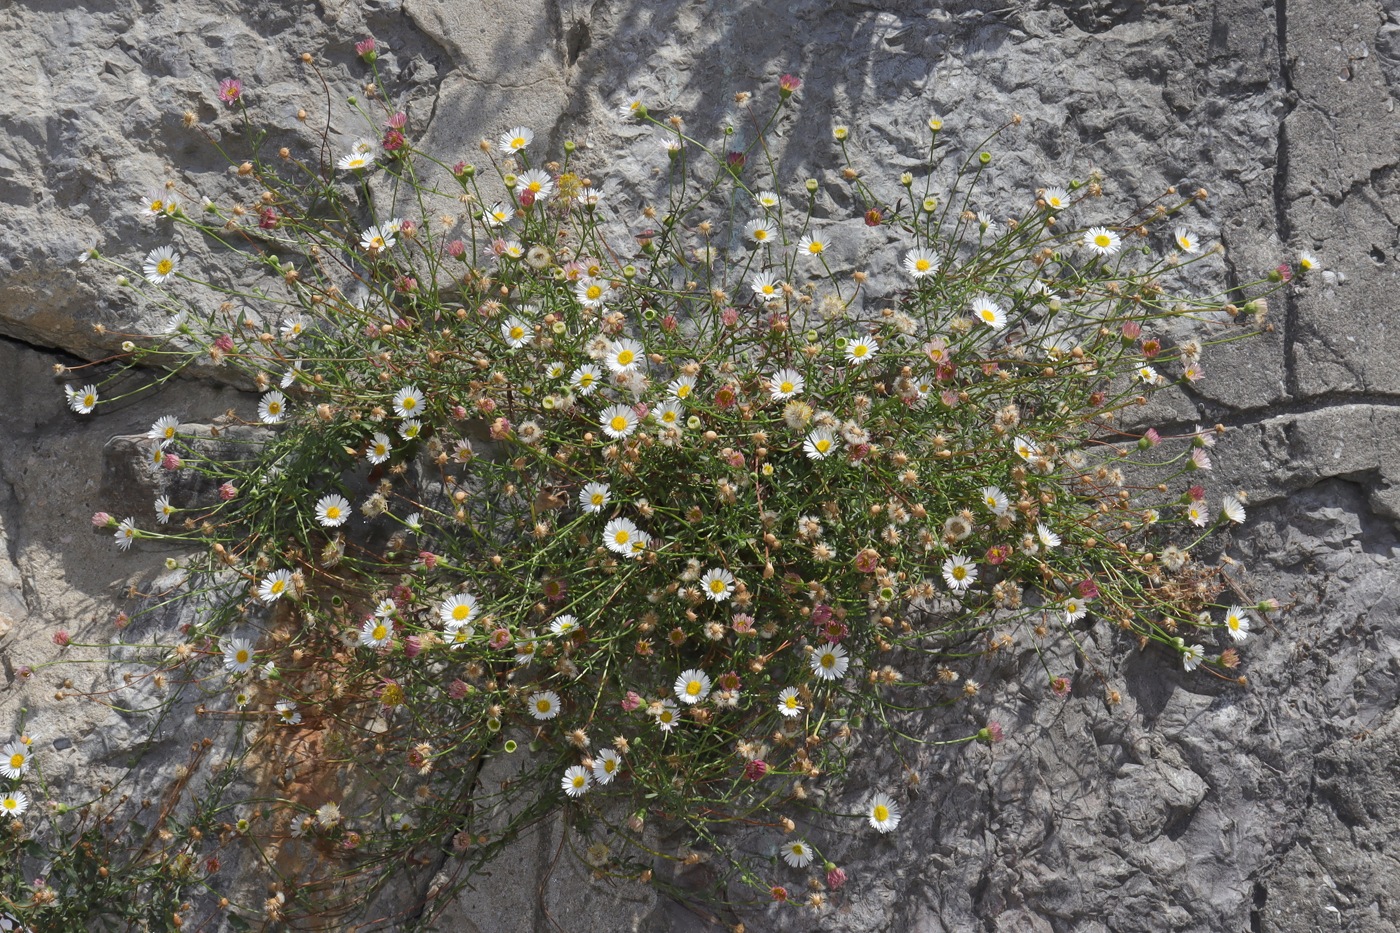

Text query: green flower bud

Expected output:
[979,151,992,165]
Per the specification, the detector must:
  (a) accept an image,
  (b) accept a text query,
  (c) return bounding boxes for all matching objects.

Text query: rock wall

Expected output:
[0,0,1396,930]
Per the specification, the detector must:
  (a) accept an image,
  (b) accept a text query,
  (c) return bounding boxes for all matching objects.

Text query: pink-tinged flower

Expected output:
[161,453,182,471]
[744,759,767,780]
[403,635,423,658]
[1142,428,1161,448]
[731,613,756,635]
[1076,579,1099,599]
[394,275,418,293]
[447,239,466,259]
[517,189,536,209]
[621,691,643,712]
[355,37,378,62]
[1190,448,1212,471]
[725,450,746,469]
[1120,320,1142,342]
[447,679,469,699]
[770,885,788,903]
[1187,485,1207,502]
[865,208,883,227]
[819,618,848,643]
[1141,338,1161,359]
[714,385,737,409]
[217,78,242,107]
[811,604,834,627]
[114,612,129,629]
[854,548,880,573]
[1272,263,1292,282]
[258,209,279,230]
[382,129,405,152]
[218,482,238,501]
[778,73,802,98]
[53,630,70,647]
[213,334,235,353]
[477,397,497,415]
[488,628,511,649]
[661,314,678,332]
[452,160,469,177]
[418,551,438,569]
[978,721,1005,744]
[385,111,407,130]
[848,443,871,462]
[1050,676,1070,697]
[92,511,113,528]
[490,417,512,440]
[986,544,1011,565]
[725,151,746,173]
[542,579,568,603]
[826,866,848,890]
[720,306,739,327]
[718,671,742,692]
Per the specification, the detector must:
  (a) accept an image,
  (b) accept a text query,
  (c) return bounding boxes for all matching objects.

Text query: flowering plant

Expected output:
[12,47,1295,928]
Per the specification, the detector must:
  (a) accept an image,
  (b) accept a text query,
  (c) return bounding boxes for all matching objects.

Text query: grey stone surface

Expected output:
[0,0,1396,931]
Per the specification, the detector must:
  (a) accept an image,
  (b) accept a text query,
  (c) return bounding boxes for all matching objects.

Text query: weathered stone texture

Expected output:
[0,0,1396,930]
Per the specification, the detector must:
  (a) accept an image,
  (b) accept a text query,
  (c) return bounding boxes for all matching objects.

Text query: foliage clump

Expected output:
[3,49,1293,929]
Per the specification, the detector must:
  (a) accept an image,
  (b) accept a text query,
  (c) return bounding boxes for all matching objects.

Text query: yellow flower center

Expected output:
[676,385,690,398]
[10,753,24,769]
[326,507,340,520]
[780,381,794,393]
[613,530,631,545]
[808,241,824,254]
[952,567,967,580]
[511,136,526,149]
[915,258,931,271]
[373,624,387,640]
[270,580,285,594]
[686,681,701,696]
[610,415,629,432]
[873,804,889,822]
[236,649,250,664]
[452,605,470,621]
[536,700,550,713]
[1094,234,1112,248]
[709,579,726,594]
[151,199,165,211]
[815,439,831,453]
[586,285,603,300]
[852,344,868,358]
[754,229,768,241]
[590,493,605,506]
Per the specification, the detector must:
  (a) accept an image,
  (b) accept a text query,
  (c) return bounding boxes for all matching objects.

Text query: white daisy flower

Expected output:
[1042,187,1069,211]
[1064,596,1090,623]
[603,517,642,556]
[605,338,644,373]
[561,764,592,797]
[593,748,621,784]
[315,494,350,527]
[868,792,901,833]
[572,364,602,395]
[359,617,393,648]
[655,401,684,427]
[669,375,696,400]
[438,593,479,627]
[0,741,29,780]
[744,218,777,245]
[674,669,712,704]
[804,428,837,460]
[754,189,781,210]
[66,384,98,415]
[600,404,639,439]
[258,570,294,604]
[485,202,515,226]
[1036,523,1061,548]
[810,643,848,681]
[517,168,555,201]
[359,224,396,253]
[1221,494,1246,524]
[550,614,579,637]
[366,432,392,464]
[143,245,180,284]
[528,690,561,720]
[579,482,610,513]
[501,317,531,348]
[1174,227,1199,253]
[575,277,609,309]
[769,368,804,400]
[654,699,680,732]
[971,295,1006,330]
[980,486,1010,516]
[154,495,175,524]
[392,386,424,418]
[796,233,828,258]
[845,334,878,363]
[499,126,534,152]
[1182,642,1205,672]
[903,247,940,278]
[776,686,803,718]
[223,636,256,674]
[1224,606,1251,642]
[1083,226,1121,257]
[148,415,180,446]
[700,568,735,602]
[399,419,422,441]
[274,700,301,725]
[258,390,287,424]
[114,518,138,551]
[942,555,977,592]
[0,789,30,818]
[781,839,814,868]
